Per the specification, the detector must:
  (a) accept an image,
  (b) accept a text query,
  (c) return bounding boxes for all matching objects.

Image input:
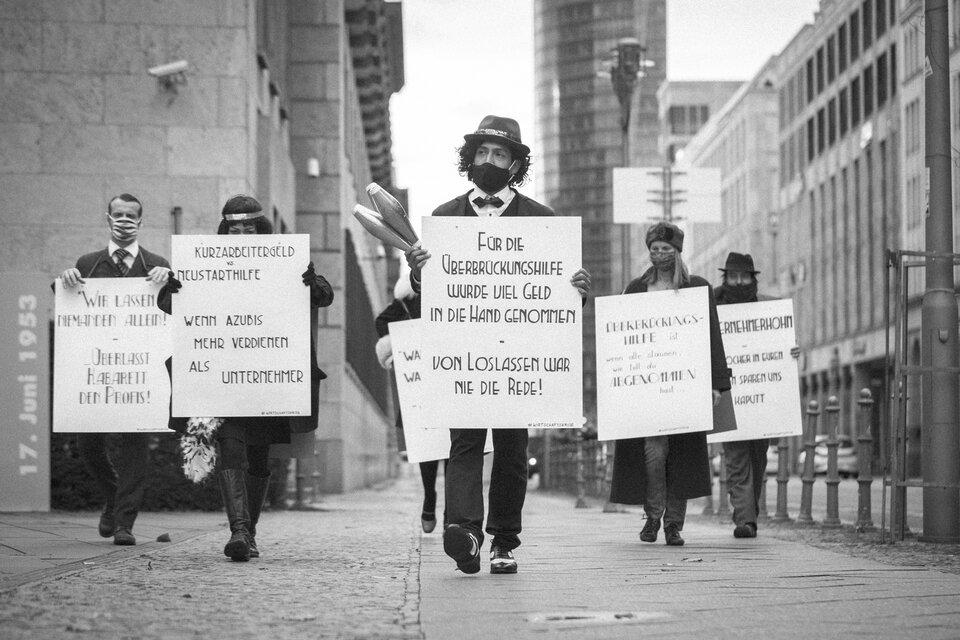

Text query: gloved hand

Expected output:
[302,262,317,286]
[164,275,183,294]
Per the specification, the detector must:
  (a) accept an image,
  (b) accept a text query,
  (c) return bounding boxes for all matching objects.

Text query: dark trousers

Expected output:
[77,432,150,530]
[445,428,528,551]
[723,439,769,526]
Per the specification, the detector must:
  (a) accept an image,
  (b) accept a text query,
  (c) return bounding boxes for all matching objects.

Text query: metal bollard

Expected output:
[574,439,588,508]
[716,447,731,522]
[822,396,842,528]
[602,442,620,512]
[855,389,876,532]
[772,436,792,522]
[797,400,820,524]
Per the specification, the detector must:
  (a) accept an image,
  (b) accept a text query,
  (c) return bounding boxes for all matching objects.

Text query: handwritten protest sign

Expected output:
[419,217,583,429]
[53,278,170,432]
[170,234,310,417]
[389,319,492,462]
[708,299,802,443]
[595,287,714,440]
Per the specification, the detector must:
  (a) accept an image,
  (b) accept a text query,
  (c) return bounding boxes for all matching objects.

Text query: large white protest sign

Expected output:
[419,216,583,429]
[53,278,170,433]
[595,287,714,440]
[389,319,492,462]
[171,234,310,417]
[708,299,802,443]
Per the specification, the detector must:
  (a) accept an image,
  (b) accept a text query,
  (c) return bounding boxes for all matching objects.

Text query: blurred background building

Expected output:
[534,0,666,431]
[0,0,405,501]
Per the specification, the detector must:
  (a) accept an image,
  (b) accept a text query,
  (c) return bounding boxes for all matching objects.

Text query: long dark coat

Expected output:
[608,272,732,503]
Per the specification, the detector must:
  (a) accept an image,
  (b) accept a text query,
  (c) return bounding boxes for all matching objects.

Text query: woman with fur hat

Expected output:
[164,195,334,561]
[375,273,442,533]
[608,221,731,546]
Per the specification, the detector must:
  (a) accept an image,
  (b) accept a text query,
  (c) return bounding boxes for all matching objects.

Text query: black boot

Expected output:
[245,473,270,558]
[218,469,251,561]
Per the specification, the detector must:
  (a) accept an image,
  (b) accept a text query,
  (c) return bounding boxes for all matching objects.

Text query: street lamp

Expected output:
[608,37,648,165]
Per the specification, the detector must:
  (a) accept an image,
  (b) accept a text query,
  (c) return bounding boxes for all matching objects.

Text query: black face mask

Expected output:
[721,281,758,303]
[469,163,513,194]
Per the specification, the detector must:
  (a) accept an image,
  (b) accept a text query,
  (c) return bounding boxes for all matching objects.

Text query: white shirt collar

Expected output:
[108,240,139,262]
[468,184,516,217]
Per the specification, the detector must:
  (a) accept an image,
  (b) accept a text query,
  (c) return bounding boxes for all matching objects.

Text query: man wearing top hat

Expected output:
[405,115,591,575]
[58,193,174,546]
[714,252,779,539]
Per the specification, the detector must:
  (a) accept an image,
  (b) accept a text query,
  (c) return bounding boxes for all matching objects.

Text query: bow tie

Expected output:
[473,195,504,208]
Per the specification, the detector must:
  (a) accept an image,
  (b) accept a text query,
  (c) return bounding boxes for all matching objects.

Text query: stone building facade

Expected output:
[0,0,404,496]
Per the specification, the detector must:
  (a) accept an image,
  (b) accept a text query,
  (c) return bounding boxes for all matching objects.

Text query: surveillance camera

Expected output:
[148,60,188,77]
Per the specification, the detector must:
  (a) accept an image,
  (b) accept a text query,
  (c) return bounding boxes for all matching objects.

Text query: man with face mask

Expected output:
[714,252,773,539]
[58,193,174,545]
[405,116,591,575]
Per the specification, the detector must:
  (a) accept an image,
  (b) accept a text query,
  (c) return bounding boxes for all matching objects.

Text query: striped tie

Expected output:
[113,248,129,276]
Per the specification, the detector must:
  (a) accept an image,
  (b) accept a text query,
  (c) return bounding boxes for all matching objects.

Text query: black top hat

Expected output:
[221,194,264,222]
[464,115,530,157]
[720,252,760,274]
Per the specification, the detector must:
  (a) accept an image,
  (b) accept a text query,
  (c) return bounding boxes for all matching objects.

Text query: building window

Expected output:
[827,35,837,84]
[816,46,825,94]
[839,87,849,136]
[863,64,874,117]
[850,10,861,64]
[817,107,826,154]
[877,52,888,107]
[828,97,837,146]
[862,0,873,49]
[851,77,862,126]
[890,43,897,97]
[838,24,848,73]
[876,0,886,38]
[807,116,816,162]
[806,57,815,103]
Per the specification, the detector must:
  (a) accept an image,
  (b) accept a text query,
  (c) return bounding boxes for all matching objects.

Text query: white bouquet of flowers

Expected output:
[179,417,223,483]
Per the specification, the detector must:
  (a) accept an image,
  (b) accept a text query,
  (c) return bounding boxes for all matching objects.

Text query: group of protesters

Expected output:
[59,114,780,578]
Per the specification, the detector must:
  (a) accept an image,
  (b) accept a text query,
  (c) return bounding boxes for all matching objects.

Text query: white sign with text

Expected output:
[389,318,492,462]
[419,216,583,429]
[595,287,714,440]
[171,234,310,417]
[708,299,803,443]
[53,278,170,432]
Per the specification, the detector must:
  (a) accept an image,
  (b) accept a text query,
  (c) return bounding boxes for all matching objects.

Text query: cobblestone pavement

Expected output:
[2,471,960,639]
[0,478,425,640]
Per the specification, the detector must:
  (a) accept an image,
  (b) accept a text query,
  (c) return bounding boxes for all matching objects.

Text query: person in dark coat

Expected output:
[609,221,731,546]
[164,195,334,561]
[715,251,797,539]
[57,193,174,546]
[374,274,441,534]
[404,115,591,575]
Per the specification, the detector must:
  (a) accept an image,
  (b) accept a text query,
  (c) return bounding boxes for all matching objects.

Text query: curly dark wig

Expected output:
[456,138,531,187]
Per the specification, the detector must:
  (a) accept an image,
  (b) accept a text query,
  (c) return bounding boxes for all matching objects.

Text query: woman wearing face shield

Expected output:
[164,195,334,561]
[607,221,731,547]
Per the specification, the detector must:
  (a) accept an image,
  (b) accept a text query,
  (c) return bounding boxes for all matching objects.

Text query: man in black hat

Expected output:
[58,193,173,545]
[714,252,776,539]
[405,115,591,575]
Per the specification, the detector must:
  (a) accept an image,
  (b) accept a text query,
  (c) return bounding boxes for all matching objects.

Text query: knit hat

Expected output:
[645,221,684,252]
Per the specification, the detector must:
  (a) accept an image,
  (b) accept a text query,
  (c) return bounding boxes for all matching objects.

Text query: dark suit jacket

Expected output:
[609,273,732,504]
[411,189,556,293]
[76,246,171,279]
[431,189,555,218]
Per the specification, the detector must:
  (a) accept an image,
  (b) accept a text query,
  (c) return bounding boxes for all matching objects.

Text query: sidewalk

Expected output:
[1,470,958,639]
